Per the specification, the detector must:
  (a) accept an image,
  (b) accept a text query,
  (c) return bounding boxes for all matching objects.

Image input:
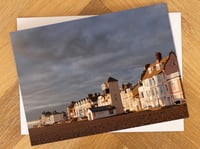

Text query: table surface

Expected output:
[0,0,199,148]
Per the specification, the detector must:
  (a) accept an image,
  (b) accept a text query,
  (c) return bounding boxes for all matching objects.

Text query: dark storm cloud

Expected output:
[10,3,175,120]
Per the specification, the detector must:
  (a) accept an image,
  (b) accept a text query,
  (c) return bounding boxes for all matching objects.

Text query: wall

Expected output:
[108,81,124,114]
[94,109,116,120]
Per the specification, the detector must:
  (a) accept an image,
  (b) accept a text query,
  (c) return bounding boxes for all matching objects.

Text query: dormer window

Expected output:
[156,63,160,71]
[148,67,153,74]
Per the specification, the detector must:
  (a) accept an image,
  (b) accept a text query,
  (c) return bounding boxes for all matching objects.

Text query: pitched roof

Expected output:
[89,105,115,112]
[107,77,118,82]
[140,53,171,80]
[42,111,52,116]
[42,111,64,116]
[68,101,76,108]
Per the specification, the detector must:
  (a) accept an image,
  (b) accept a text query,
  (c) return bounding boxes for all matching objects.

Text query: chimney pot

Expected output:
[156,52,162,63]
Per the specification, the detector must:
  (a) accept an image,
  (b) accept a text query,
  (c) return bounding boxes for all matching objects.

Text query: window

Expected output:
[159,86,163,94]
[140,92,144,98]
[152,78,155,85]
[163,74,166,79]
[105,88,110,94]
[167,97,171,105]
[148,67,153,74]
[146,90,151,97]
[151,89,155,96]
[146,91,149,96]
[157,75,161,83]
[165,85,169,92]
[149,79,153,86]
[155,88,158,95]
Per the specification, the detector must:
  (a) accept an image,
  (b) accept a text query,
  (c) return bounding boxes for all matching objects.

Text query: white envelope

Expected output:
[17,13,183,135]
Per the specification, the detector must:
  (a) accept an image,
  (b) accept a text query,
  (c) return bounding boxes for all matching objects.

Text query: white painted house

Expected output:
[40,111,66,125]
[138,52,185,110]
[27,120,40,128]
[87,105,116,120]
[66,76,124,121]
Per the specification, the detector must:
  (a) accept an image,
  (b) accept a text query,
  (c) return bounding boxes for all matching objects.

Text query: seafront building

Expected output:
[40,111,66,125]
[67,77,124,120]
[66,51,185,120]
[138,51,185,109]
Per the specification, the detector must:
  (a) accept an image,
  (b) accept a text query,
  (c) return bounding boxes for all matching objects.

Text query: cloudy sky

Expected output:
[11,3,175,121]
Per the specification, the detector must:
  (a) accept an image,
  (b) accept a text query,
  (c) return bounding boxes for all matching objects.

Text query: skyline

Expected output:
[10,3,175,121]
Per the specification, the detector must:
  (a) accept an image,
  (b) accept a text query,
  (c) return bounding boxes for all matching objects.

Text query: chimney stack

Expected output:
[122,84,125,90]
[156,52,162,63]
[144,64,150,70]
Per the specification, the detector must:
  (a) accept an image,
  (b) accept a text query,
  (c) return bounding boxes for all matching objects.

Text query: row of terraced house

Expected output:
[66,51,186,121]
